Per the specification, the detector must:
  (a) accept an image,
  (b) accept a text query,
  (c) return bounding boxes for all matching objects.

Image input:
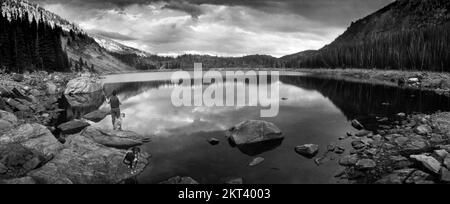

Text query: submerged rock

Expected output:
[28,135,150,184]
[82,110,110,123]
[64,77,102,95]
[81,126,151,149]
[351,119,364,130]
[226,120,283,146]
[57,120,90,135]
[295,144,319,157]
[410,154,441,174]
[249,157,265,167]
[160,176,199,184]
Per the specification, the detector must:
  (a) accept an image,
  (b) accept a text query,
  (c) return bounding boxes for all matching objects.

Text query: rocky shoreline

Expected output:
[0,71,152,184]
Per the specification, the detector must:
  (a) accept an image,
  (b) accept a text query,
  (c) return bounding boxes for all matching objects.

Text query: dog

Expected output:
[114,113,126,131]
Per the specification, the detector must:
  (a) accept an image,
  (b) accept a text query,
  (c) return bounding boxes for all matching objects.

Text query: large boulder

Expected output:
[81,126,151,149]
[226,120,283,146]
[83,110,110,123]
[28,135,150,184]
[0,123,63,157]
[64,77,102,95]
[0,144,48,179]
[57,120,90,135]
[410,154,442,174]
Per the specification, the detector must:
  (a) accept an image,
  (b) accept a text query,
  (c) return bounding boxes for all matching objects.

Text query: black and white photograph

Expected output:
[0,0,450,188]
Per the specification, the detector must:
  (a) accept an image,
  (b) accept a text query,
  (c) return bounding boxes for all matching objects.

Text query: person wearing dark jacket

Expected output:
[107,90,122,130]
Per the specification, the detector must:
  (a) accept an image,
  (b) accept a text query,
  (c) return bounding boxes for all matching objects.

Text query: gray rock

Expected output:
[160,176,199,184]
[0,123,63,156]
[390,156,413,170]
[355,130,372,137]
[339,154,359,166]
[356,159,376,170]
[64,77,103,95]
[375,169,415,184]
[334,146,345,154]
[82,110,110,123]
[29,135,150,184]
[444,156,450,169]
[5,98,29,111]
[394,137,409,146]
[414,125,432,135]
[0,110,17,125]
[351,140,366,150]
[0,144,46,178]
[225,178,243,184]
[441,168,450,183]
[410,154,442,174]
[81,126,151,149]
[400,139,429,155]
[226,120,283,145]
[57,120,90,135]
[1,176,37,184]
[249,157,265,167]
[405,170,435,184]
[295,144,319,157]
[434,149,449,159]
[351,119,364,130]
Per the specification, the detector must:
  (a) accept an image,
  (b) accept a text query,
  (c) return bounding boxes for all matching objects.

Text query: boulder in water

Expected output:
[226,120,283,146]
[64,77,102,95]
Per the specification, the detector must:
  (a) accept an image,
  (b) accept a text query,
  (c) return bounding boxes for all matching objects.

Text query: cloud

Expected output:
[33,0,394,57]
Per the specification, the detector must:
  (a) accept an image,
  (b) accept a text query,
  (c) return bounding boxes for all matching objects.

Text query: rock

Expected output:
[355,130,372,137]
[347,132,353,137]
[160,176,199,184]
[327,144,336,152]
[208,138,220,145]
[2,176,36,184]
[65,91,105,109]
[28,135,150,184]
[351,140,366,150]
[57,120,90,135]
[434,149,449,159]
[414,125,432,135]
[12,74,24,82]
[339,154,359,166]
[226,120,283,145]
[394,136,409,146]
[5,98,29,111]
[441,156,450,168]
[81,126,151,149]
[405,170,435,184]
[397,113,406,117]
[0,86,13,98]
[295,144,319,157]
[375,169,415,184]
[441,168,450,183]
[356,159,376,170]
[249,157,265,167]
[11,88,31,102]
[0,144,47,178]
[400,139,429,155]
[82,110,110,122]
[64,77,103,95]
[410,154,442,174]
[334,146,345,154]
[0,110,17,131]
[390,156,413,169]
[225,178,243,184]
[46,82,57,95]
[351,119,364,130]
[0,123,63,156]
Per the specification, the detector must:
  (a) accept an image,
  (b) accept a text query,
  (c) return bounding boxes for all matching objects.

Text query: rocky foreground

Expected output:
[0,72,151,184]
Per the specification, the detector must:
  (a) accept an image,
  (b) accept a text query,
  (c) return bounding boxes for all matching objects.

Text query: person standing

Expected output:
[107,90,122,130]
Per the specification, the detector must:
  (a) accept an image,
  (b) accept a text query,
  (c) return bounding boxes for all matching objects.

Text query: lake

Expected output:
[73,71,450,184]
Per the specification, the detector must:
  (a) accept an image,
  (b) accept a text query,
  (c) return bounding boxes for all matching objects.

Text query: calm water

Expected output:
[67,71,450,184]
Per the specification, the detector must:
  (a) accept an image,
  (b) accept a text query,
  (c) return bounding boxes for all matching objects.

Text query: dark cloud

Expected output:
[34,0,393,25]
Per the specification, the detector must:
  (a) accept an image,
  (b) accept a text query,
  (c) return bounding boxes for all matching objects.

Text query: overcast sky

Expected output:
[33,0,393,57]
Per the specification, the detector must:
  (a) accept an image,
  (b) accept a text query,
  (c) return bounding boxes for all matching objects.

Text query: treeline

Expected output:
[285,24,450,71]
[112,53,284,70]
[0,11,70,73]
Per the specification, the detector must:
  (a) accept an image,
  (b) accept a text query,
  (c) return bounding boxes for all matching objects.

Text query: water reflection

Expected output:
[93,72,450,184]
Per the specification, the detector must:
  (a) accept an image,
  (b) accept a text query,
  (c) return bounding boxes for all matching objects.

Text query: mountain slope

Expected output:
[1,0,134,74]
[284,0,450,71]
